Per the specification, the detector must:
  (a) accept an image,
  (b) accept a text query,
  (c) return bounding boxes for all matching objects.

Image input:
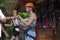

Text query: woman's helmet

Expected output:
[25,2,34,8]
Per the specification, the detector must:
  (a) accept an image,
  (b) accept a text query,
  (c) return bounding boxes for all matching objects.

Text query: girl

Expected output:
[11,10,20,40]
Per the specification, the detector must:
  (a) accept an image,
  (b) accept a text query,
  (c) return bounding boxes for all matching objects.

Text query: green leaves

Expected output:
[0,0,8,13]
[18,12,29,19]
[0,0,8,7]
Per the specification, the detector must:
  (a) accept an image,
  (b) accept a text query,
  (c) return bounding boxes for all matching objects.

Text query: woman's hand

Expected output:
[2,17,6,22]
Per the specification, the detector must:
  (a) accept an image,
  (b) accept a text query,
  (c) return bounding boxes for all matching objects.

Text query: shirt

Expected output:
[11,16,20,26]
[0,9,5,37]
[0,9,5,20]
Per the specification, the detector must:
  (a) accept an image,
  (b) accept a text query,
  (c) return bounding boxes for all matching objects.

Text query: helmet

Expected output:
[25,2,34,8]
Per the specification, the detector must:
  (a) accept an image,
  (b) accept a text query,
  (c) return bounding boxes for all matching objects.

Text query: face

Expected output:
[26,7,30,12]
[13,13,17,18]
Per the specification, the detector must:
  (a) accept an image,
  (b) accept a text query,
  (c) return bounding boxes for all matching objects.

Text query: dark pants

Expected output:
[0,37,2,40]
[13,26,19,37]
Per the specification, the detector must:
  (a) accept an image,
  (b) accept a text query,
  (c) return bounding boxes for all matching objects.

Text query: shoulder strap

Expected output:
[11,19,14,26]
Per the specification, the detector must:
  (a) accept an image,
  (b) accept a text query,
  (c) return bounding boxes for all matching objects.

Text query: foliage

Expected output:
[18,12,29,19]
[0,0,9,16]
[0,0,8,7]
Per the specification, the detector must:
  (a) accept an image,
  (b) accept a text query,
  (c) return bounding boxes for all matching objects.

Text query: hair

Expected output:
[27,6,35,12]
[13,9,19,15]
[28,6,37,15]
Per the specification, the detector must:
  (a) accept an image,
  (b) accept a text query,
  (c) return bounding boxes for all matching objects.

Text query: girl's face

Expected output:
[13,13,17,18]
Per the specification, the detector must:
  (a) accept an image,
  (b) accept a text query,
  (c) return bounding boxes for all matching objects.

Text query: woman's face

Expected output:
[26,7,30,12]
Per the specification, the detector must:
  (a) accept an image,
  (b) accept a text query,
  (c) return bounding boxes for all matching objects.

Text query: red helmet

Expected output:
[25,2,34,8]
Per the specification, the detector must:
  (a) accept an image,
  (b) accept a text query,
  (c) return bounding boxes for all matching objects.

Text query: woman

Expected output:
[0,9,9,39]
[19,2,37,40]
[0,9,9,40]
[11,10,20,40]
